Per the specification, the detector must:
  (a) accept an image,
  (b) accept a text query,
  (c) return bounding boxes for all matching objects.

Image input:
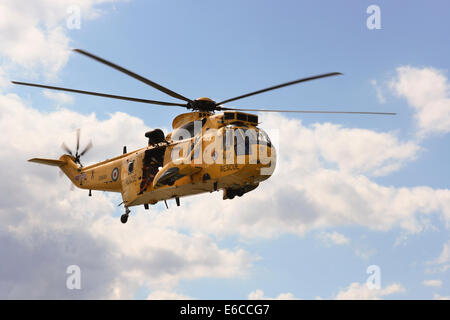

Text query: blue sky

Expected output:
[1,0,449,299]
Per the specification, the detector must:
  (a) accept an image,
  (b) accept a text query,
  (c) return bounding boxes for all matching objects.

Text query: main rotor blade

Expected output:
[219,106,396,115]
[11,81,187,107]
[73,49,192,103]
[216,72,343,106]
[61,142,73,156]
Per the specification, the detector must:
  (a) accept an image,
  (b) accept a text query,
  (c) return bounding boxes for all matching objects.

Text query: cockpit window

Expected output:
[257,129,271,146]
[222,126,257,155]
[174,120,205,141]
[222,125,270,155]
[234,129,246,156]
[180,121,195,138]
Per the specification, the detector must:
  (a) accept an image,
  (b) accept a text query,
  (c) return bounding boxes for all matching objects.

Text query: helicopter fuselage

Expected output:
[58,111,276,209]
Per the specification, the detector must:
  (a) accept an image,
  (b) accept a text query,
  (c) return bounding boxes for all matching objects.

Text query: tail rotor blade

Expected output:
[76,128,81,156]
[80,140,93,156]
[61,142,73,156]
[61,129,94,167]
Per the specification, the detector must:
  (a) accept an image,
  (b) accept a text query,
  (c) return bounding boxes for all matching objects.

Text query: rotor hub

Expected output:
[188,97,218,112]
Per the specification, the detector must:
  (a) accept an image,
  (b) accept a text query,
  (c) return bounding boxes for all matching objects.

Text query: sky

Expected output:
[0,0,449,299]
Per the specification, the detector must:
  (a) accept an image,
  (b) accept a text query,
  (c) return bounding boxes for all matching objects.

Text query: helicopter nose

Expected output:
[256,145,276,179]
[241,145,276,182]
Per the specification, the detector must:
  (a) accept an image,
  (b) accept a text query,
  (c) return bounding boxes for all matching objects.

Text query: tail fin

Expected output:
[29,156,82,188]
[28,158,66,167]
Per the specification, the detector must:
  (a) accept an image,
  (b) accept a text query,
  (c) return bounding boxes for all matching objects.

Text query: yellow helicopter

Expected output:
[13,49,395,223]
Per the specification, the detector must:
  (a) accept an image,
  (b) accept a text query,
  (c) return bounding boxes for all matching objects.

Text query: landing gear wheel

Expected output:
[120,214,129,224]
[121,207,131,224]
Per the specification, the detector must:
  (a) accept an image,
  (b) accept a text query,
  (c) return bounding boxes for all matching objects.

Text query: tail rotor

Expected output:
[61,128,93,167]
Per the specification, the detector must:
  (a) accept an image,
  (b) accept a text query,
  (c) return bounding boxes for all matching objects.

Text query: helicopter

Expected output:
[13,49,395,224]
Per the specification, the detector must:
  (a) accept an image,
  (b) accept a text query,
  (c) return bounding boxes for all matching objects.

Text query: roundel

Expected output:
[111,167,119,181]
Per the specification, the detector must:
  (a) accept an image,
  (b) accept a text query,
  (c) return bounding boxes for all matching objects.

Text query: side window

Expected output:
[235,128,255,155]
[223,128,233,152]
[222,125,257,156]
[128,160,134,174]
[234,129,245,156]
[191,137,201,160]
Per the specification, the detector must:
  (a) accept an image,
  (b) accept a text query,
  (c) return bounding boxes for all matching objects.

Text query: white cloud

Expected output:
[390,66,450,137]
[43,89,74,105]
[370,79,386,104]
[318,231,350,246]
[0,66,10,92]
[0,95,255,299]
[0,0,257,299]
[2,9,450,298]
[248,289,297,300]
[334,282,405,300]
[426,240,450,273]
[422,279,442,288]
[311,122,420,177]
[150,113,450,240]
[0,0,123,79]
[433,293,450,300]
[353,246,377,261]
[434,241,450,265]
[89,216,254,290]
[0,2,68,77]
